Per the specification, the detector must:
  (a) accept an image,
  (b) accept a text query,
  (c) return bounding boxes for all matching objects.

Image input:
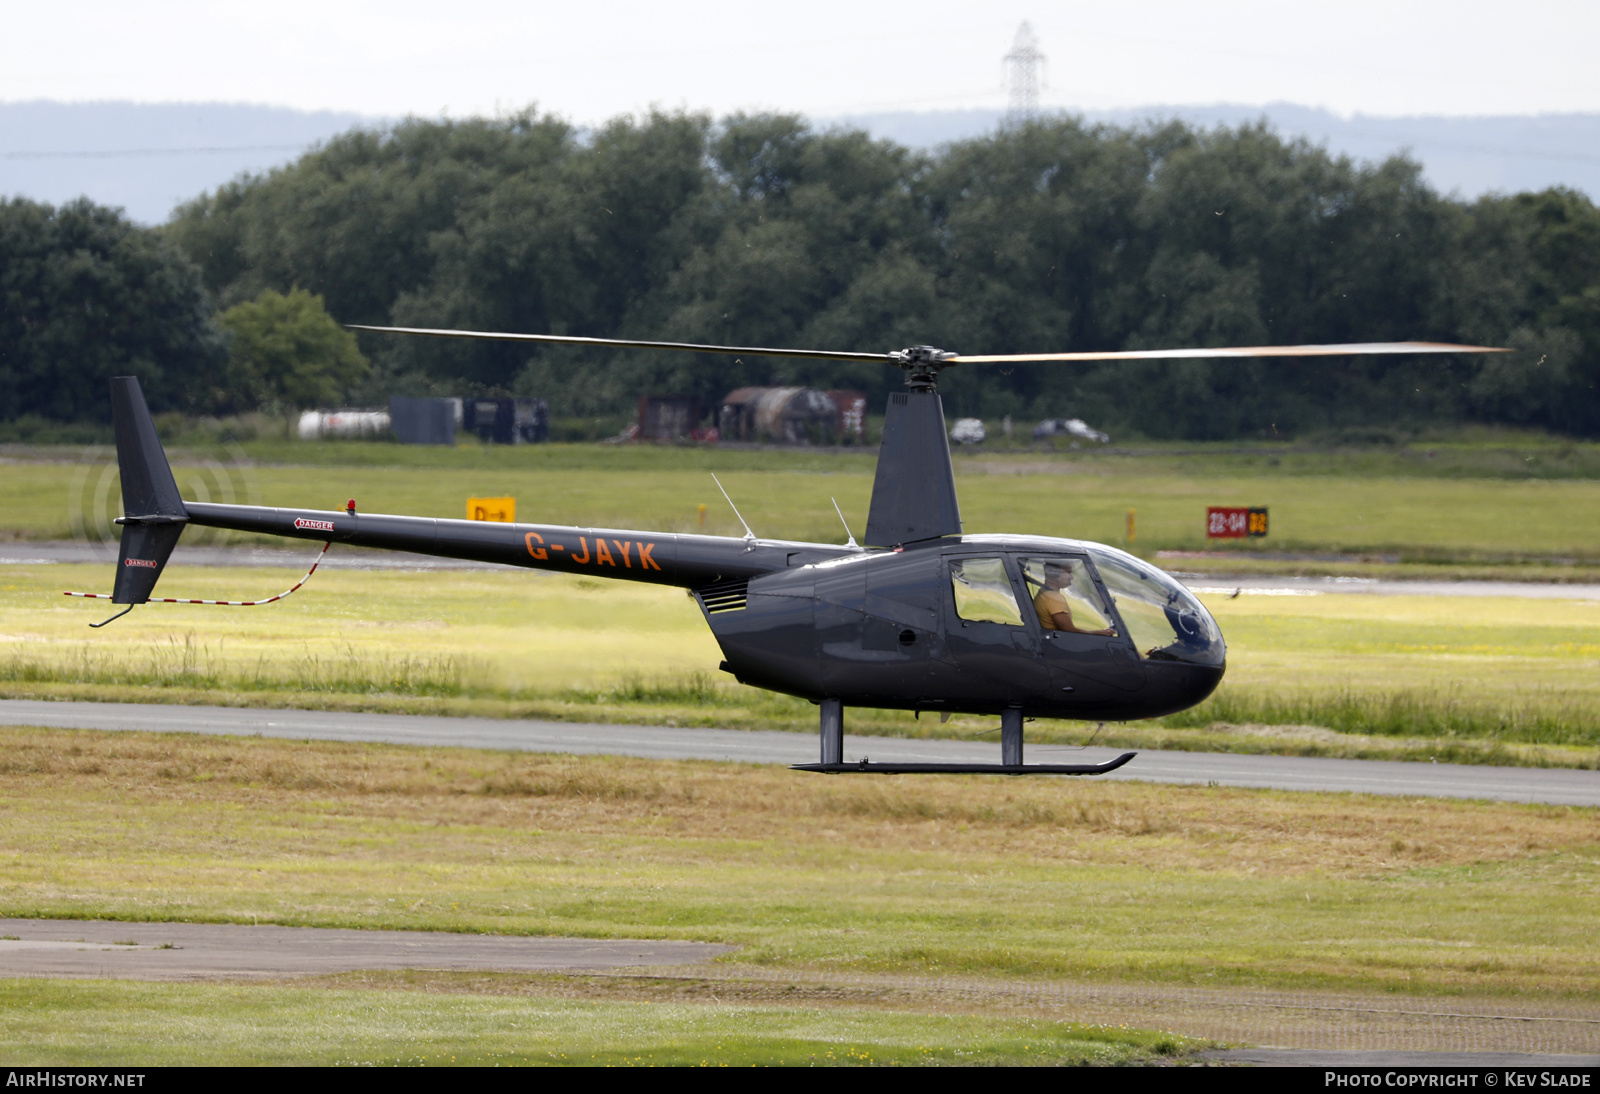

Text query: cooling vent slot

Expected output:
[697,578,749,614]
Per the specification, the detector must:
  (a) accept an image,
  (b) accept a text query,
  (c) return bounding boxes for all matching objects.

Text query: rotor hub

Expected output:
[891,345,958,391]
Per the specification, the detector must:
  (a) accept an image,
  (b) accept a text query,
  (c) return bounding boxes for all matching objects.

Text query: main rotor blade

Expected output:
[948,341,1510,364]
[346,325,893,365]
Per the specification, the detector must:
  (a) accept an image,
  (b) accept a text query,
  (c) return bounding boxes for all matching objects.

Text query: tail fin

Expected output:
[109,376,187,604]
[863,391,961,547]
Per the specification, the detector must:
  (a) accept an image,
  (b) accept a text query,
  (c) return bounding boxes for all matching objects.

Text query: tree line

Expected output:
[5,108,1599,438]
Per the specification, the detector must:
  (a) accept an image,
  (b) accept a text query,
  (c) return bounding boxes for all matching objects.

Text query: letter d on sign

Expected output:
[467,497,516,522]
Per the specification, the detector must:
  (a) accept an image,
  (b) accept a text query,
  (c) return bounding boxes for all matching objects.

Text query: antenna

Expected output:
[1003,21,1046,122]
[831,497,860,550]
[711,474,757,544]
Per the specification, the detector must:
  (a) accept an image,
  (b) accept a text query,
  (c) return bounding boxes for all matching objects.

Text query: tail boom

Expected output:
[182,501,849,589]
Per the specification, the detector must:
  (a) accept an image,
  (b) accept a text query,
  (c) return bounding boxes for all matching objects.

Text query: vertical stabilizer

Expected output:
[863,391,961,547]
[109,377,187,603]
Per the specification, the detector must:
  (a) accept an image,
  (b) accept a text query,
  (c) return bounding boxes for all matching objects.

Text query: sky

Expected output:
[4,0,1599,122]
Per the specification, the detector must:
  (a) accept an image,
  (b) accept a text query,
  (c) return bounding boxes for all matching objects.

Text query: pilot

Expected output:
[1034,562,1116,636]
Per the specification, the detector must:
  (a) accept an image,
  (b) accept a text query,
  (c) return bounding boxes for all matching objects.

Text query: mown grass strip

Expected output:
[1165,686,1600,749]
[0,979,1191,1066]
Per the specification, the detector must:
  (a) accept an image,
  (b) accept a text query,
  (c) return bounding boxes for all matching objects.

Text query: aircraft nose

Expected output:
[1142,660,1225,719]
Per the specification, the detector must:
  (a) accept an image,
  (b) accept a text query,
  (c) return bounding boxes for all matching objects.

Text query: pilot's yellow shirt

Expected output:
[1034,589,1070,630]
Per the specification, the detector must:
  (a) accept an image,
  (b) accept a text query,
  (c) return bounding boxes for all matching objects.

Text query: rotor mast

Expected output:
[889,345,959,391]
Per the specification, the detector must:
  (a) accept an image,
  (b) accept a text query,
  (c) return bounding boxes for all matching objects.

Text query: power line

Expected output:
[1,144,311,160]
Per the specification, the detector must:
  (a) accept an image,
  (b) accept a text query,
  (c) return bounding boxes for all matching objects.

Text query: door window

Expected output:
[1019,557,1116,635]
[949,557,1025,626]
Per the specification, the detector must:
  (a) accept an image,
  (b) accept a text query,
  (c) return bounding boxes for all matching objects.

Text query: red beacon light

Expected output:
[346,499,357,514]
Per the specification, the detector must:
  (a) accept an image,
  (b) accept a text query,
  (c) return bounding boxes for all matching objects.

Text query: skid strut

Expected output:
[1001,707,1023,766]
[819,697,843,766]
[796,700,1135,776]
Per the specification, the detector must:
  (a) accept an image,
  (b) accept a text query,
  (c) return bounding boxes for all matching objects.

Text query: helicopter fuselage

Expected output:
[95,325,1501,771]
[184,502,1225,722]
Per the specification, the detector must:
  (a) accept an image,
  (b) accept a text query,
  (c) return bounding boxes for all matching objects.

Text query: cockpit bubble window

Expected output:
[1084,545,1225,666]
[949,557,1025,626]
[1019,557,1115,635]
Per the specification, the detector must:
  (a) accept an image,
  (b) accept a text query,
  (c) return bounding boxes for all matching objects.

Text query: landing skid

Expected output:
[808,699,1134,776]
[792,752,1137,776]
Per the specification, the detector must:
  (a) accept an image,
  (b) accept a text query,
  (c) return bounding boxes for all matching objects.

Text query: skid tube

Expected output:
[792,753,1137,776]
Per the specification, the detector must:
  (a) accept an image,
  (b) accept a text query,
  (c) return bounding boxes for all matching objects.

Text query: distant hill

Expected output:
[0,101,378,224]
[829,104,1600,201]
[4,100,1598,225]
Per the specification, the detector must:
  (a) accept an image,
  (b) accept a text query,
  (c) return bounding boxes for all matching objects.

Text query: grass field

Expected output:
[0,978,1189,1066]
[3,439,1598,1063]
[7,441,1600,567]
[0,727,1595,1004]
[1,562,1595,766]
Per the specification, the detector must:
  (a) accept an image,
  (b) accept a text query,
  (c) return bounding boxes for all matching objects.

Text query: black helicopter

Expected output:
[87,330,1504,775]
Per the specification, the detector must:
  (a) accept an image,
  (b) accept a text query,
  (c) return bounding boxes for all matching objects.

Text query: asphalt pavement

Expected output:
[0,699,1594,806]
[0,918,729,979]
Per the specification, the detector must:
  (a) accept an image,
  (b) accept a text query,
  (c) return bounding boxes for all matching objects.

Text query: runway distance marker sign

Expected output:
[1207,507,1268,539]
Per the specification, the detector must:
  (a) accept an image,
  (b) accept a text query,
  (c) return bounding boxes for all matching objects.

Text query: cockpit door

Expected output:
[942,554,1049,699]
[1016,554,1145,694]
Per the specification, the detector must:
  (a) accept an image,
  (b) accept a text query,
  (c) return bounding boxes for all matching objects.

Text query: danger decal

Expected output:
[294,518,335,532]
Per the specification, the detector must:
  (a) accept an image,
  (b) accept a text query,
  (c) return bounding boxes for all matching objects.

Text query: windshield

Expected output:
[1084,546,1225,667]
